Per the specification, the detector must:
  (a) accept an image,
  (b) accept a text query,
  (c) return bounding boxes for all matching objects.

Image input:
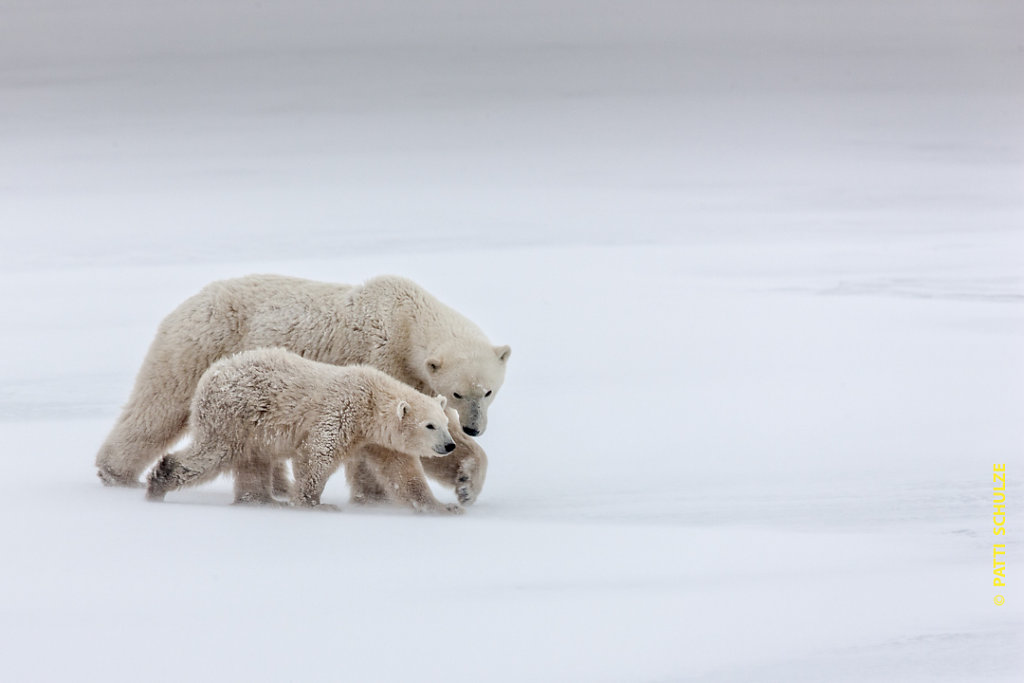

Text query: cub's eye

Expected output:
[484,390,492,397]
[425,423,436,430]
[452,393,462,399]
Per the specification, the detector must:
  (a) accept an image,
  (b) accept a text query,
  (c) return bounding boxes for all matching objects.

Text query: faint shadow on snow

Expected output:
[0,374,123,420]
[791,277,1024,303]
[674,629,1022,683]
[484,480,1011,535]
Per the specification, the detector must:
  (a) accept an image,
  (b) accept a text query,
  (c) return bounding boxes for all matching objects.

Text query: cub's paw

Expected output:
[145,457,180,500]
[442,503,466,516]
[233,495,286,508]
[410,501,465,516]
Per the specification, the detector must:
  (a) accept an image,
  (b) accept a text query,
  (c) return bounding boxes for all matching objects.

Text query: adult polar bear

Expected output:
[95,274,510,506]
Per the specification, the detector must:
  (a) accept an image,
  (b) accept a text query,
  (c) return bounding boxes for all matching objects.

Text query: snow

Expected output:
[1,1,1022,681]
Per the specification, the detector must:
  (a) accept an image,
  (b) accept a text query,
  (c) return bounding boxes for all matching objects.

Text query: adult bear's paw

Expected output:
[455,453,486,506]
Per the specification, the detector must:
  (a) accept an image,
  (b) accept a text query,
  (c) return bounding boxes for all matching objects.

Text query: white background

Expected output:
[1,2,1021,681]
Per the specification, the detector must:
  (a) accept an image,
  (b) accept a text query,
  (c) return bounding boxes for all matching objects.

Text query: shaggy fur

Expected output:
[96,274,509,507]
[350,406,488,507]
[146,348,463,514]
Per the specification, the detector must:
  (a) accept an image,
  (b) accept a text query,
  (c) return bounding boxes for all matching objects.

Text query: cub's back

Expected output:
[192,348,391,426]
[191,348,326,427]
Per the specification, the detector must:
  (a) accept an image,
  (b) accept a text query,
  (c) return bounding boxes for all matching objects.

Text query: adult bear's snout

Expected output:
[462,426,480,437]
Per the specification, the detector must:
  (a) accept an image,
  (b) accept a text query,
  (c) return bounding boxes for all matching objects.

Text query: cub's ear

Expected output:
[425,358,443,374]
[396,400,410,420]
[494,345,511,363]
[435,394,447,410]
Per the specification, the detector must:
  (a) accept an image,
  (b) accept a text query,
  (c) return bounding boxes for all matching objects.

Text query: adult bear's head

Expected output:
[423,343,510,436]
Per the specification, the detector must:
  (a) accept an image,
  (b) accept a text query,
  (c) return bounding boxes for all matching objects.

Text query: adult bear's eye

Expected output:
[484,390,492,397]
[453,393,462,399]
[426,423,436,430]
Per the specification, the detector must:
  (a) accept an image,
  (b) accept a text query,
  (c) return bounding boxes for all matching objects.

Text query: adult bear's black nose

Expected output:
[444,441,456,453]
[463,426,480,437]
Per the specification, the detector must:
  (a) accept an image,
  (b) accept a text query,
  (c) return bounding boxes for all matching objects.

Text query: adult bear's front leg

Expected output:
[233,455,284,506]
[419,418,488,506]
[346,449,390,505]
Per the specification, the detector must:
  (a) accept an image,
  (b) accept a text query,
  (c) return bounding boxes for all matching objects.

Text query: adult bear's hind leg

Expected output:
[234,455,283,506]
[95,333,203,488]
[96,289,236,487]
[96,390,190,488]
[270,461,293,499]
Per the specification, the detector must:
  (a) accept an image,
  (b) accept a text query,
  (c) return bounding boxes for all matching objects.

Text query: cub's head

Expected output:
[390,393,456,457]
[424,344,510,437]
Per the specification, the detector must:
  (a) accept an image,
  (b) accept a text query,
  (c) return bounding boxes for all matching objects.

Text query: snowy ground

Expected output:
[2,2,1022,681]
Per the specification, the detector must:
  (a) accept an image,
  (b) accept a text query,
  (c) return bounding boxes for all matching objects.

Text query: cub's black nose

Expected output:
[444,442,456,453]
[463,426,480,437]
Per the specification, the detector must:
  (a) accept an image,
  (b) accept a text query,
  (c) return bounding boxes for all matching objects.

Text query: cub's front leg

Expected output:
[359,445,463,515]
[292,444,342,511]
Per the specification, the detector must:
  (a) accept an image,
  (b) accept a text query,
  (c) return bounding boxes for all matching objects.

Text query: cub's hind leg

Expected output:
[146,440,230,501]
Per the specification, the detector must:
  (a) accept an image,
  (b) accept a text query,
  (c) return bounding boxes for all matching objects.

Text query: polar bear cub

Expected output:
[146,347,461,513]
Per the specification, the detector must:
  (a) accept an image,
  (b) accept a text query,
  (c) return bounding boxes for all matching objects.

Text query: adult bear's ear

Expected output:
[435,394,447,410]
[425,358,443,374]
[494,345,511,363]
[396,400,410,419]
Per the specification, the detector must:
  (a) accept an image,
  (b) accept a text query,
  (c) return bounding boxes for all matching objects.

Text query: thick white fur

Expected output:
[146,348,463,514]
[351,405,488,510]
[96,274,507,506]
